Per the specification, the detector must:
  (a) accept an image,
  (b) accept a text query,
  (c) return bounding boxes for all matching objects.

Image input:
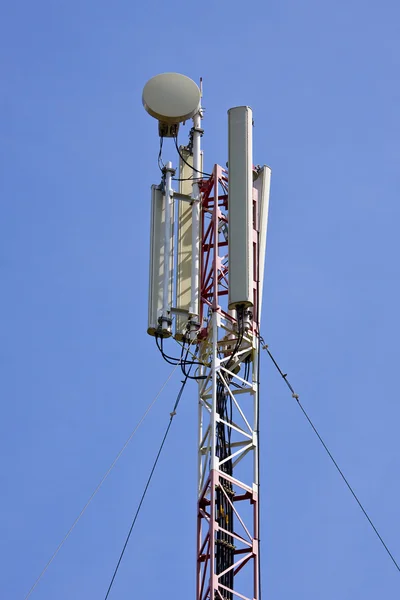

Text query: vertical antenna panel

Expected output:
[147,185,174,336]
[175,148,203,340]
[175,149,193,339]
[228,106,254,309]
[254,166,271,317]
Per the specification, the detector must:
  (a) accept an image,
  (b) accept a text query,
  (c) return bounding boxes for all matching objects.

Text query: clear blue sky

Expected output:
[1,1,400,598]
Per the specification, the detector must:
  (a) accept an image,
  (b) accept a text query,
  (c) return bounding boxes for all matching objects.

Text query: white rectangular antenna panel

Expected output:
[254,166,271,317]
[175,149,193,340]
[228,106,254,309]
[148,185,174,337]
[175,148,203,340]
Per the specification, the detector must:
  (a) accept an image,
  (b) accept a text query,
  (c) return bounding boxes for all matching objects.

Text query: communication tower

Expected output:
[143,73,271,600]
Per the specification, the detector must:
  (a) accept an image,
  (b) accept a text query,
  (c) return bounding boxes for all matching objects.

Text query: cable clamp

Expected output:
[191,126,204,136]
[170,410,177,417]
[292,393,299,401]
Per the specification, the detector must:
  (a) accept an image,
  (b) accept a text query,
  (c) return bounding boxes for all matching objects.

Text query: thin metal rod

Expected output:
[190,111,202,324]
[162,161,173,322]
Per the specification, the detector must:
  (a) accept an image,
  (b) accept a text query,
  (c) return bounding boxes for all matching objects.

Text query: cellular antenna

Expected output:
[142,74,271,600]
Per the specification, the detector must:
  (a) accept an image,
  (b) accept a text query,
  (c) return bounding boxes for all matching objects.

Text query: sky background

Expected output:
[1,1,400,598]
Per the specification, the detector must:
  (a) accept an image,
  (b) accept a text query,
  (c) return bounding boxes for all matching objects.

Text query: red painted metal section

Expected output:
[199,165,229,322]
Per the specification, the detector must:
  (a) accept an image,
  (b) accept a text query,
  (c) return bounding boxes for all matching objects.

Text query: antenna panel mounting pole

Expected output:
[162,161,174,331]
[190,110,203,332]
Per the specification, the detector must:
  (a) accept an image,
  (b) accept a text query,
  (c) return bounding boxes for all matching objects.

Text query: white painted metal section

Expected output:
[147,167,174,337]
[148,185,163,335]
[148,184,173,337]
[176,147,203,340]
[254,165,271,317]
[198,320,258,484]
[176,150,193,339]
[211,311,219,471]
[228,106,254,310]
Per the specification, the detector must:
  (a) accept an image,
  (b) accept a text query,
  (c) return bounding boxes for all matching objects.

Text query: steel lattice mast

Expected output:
[142,74,271,600]
[196,164,263,600]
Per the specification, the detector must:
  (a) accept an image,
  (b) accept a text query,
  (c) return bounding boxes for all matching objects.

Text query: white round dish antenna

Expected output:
[142,73,201,124]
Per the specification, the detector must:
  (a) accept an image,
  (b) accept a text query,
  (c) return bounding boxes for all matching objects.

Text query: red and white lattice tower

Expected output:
[143,74,271,600]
